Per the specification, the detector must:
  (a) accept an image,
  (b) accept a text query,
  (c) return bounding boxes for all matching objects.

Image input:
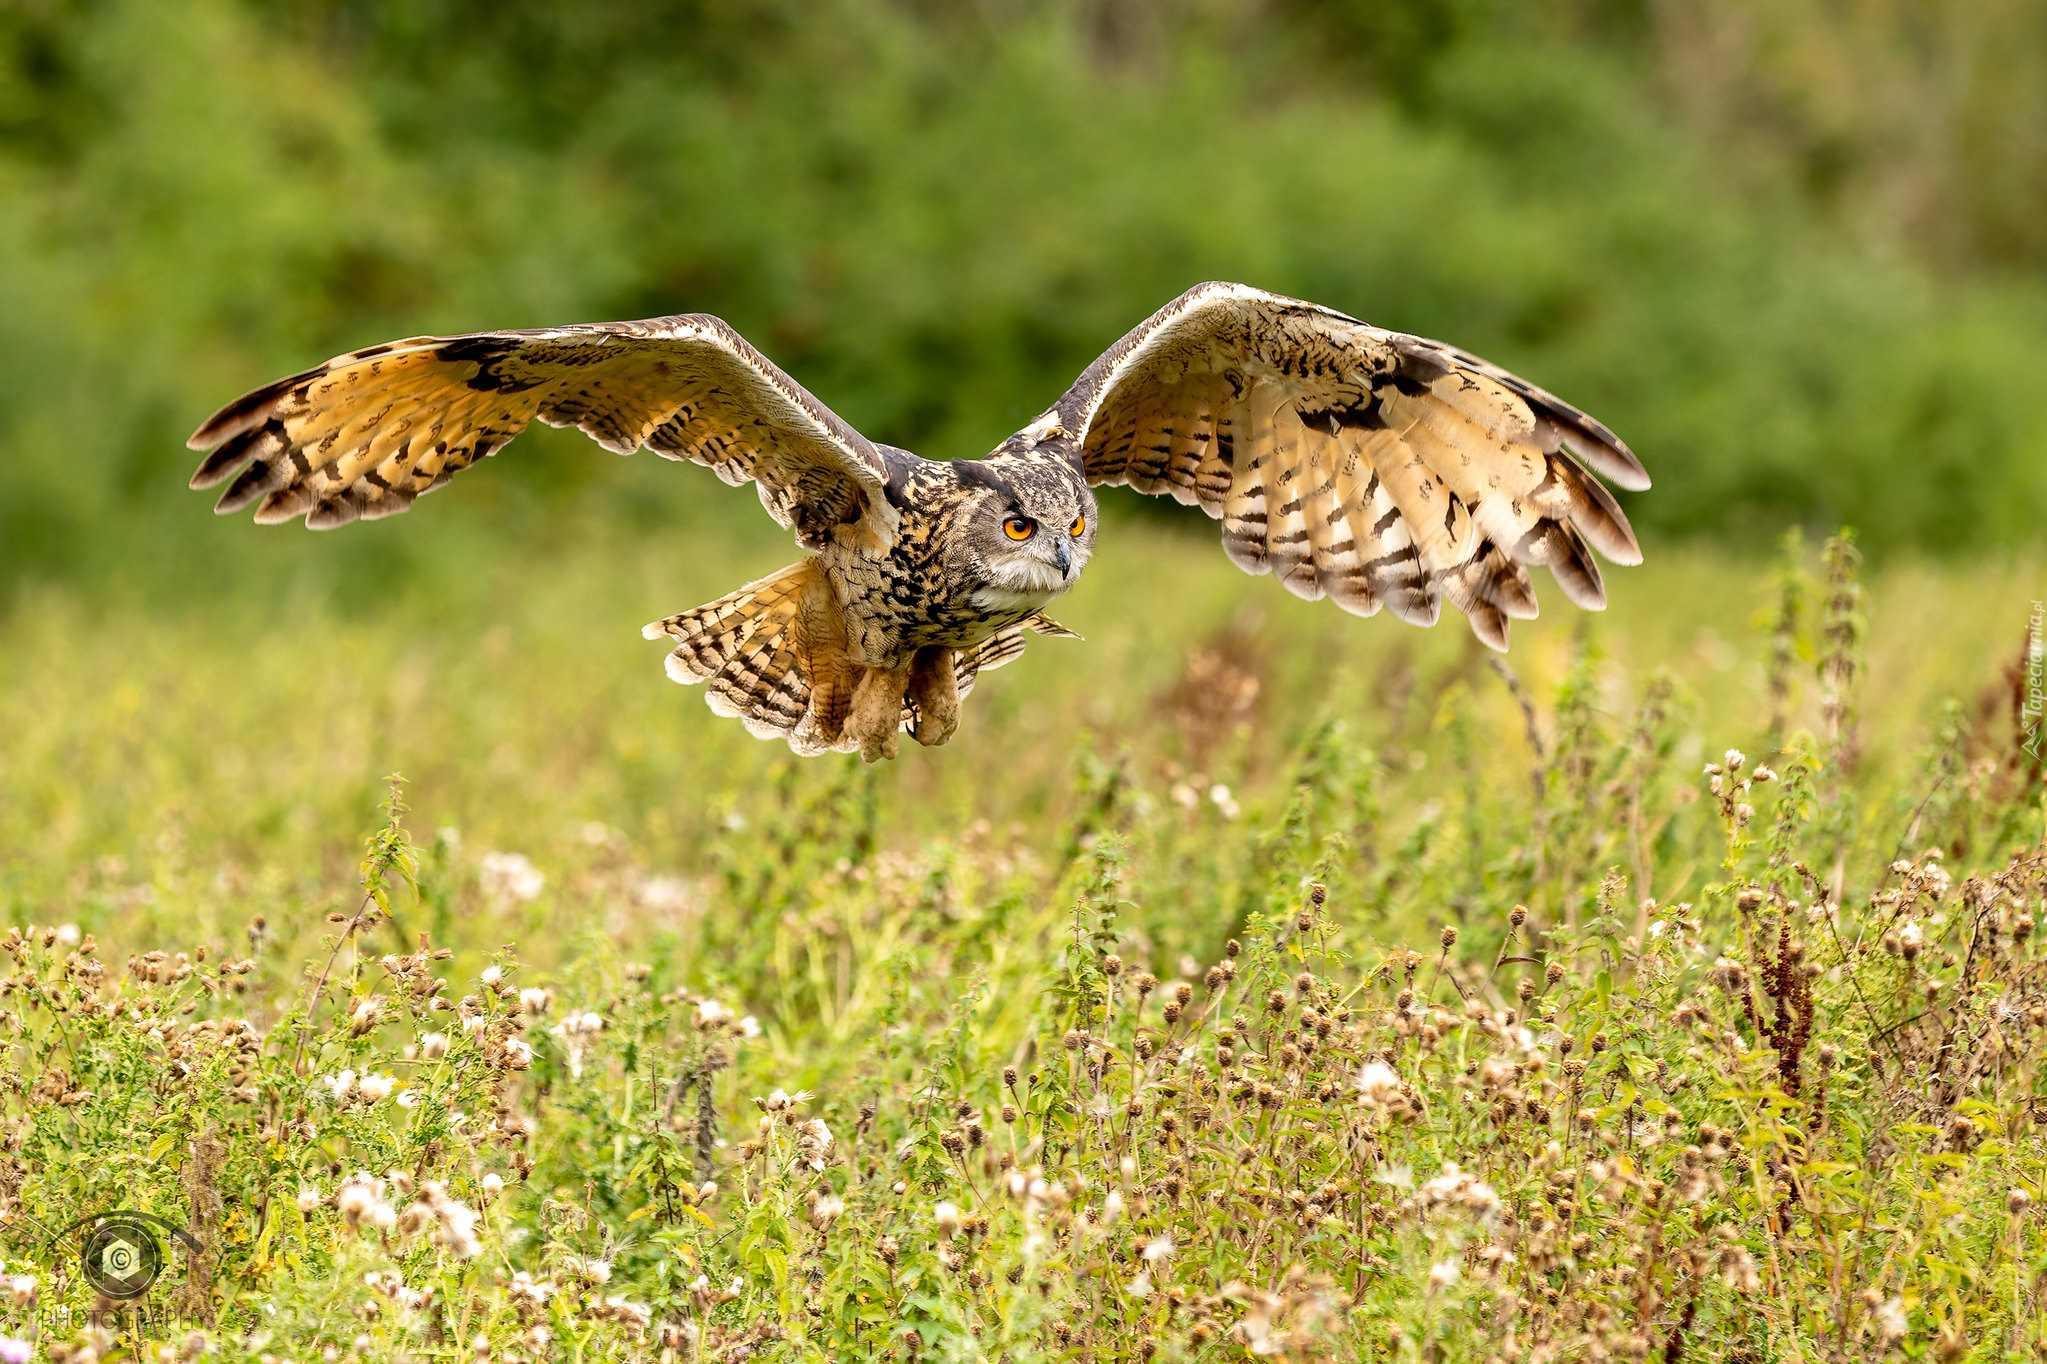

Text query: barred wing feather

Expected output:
[1051,282,1648,650]
[188,316,899,551]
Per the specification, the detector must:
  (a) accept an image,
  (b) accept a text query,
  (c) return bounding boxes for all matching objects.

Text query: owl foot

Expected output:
[849,663,911,763]
[906,646,960,747]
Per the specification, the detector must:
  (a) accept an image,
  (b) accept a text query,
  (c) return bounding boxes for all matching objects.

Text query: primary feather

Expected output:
[1057,281,1648,650]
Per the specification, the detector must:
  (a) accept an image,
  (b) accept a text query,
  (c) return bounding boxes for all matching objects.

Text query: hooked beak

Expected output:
[1053,537,1072,576]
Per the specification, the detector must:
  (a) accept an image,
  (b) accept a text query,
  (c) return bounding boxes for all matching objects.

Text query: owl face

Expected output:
[962,467,1097,601]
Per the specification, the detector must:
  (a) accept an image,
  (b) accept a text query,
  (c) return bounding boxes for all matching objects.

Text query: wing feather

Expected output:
[1052,282,1647,650]
[189,317,900,551]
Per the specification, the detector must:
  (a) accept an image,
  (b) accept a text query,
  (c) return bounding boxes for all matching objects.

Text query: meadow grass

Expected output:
[2,523,2045,1362]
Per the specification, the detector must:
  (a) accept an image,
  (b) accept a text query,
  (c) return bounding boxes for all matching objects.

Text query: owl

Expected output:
[188,282,1648,761]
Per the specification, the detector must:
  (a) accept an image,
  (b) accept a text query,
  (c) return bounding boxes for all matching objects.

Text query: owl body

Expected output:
[186,282,1650,762]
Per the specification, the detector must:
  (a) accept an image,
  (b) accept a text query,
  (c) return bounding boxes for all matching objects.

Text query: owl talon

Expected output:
[907,646,960,747]
[850,663,911,763]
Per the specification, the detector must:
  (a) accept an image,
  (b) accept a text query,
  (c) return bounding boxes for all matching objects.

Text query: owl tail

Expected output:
[642,558,860,755]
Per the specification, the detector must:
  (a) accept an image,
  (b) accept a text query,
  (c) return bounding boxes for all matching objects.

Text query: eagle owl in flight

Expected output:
[189,283,1649,761]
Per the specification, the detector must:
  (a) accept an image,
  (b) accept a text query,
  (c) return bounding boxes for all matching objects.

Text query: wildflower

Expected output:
[325,1069,358,1101]
[478,851,545,904]
[502,1038,534,1069]
[6,1276,34,1308]
[296,1186,322,1213]
[1718,1243,1761,1294]
[357,1072,396,1103]
[1709,957,1749,993]
[1874,1296,1908,1350]
[518,987,553,1015]
[337,1173,391,1231]
[506,1272,553,1315]
[1899,922,1925,960]
[480,965,504,989]
[633,874,693,913]
[808,1193,845,1231]
[0,1337,28,1364]
[416,1181,482,1259]
[482,1173,504,1198]
[797,1117,834,1170]
[1355,1059,1401,1105]
[935,1201,962,1240]
[549,1009,605,1078]
[1425,1260,1460,1296]
[1142,1235,1176,1263]
[2011,1188,2033,1214]
[1416,1163,1502,1224]
[738,1015,763,1039]
[602,1296,652,1335]
[420,1032,450,1060]
[562,1255,612,1285]
[695,998,734,1030]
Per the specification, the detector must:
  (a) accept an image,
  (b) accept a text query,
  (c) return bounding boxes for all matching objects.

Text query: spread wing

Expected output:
[187,315,900,550]
[1046,282,1649,650]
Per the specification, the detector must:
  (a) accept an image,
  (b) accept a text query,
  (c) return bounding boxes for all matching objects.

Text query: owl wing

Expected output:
[1045,282,1649,650]
[188,315,900,551]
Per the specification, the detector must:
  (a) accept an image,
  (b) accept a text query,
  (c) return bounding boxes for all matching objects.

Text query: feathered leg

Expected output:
[906,645,960,747]
[848,663,911,763]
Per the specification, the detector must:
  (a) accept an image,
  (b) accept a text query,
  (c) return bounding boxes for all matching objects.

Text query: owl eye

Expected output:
[1003,516,1037,541]
[1069,513,1086,537]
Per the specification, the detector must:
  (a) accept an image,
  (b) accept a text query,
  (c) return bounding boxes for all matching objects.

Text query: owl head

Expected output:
[954,459,1097,597]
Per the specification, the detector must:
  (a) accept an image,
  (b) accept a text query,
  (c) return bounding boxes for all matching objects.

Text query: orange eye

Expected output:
[1069,513,1086,536]
[1003,516,1036,541]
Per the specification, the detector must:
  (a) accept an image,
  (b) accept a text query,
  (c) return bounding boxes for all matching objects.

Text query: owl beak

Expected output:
[1053,537,1072,576]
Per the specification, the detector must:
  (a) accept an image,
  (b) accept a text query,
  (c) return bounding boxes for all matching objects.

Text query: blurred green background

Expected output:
[6,0,2047,604]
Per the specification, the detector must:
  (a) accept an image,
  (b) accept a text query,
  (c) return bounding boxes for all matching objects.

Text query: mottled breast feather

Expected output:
[187,316,899,552]
[1041,281,1650,650]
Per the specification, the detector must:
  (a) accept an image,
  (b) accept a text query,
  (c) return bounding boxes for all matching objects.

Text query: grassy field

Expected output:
[3,522,2046,1361]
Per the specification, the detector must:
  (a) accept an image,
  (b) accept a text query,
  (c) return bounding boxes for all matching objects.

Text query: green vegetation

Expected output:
[7,1,2047,1358]
[3,531,2046,1360]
